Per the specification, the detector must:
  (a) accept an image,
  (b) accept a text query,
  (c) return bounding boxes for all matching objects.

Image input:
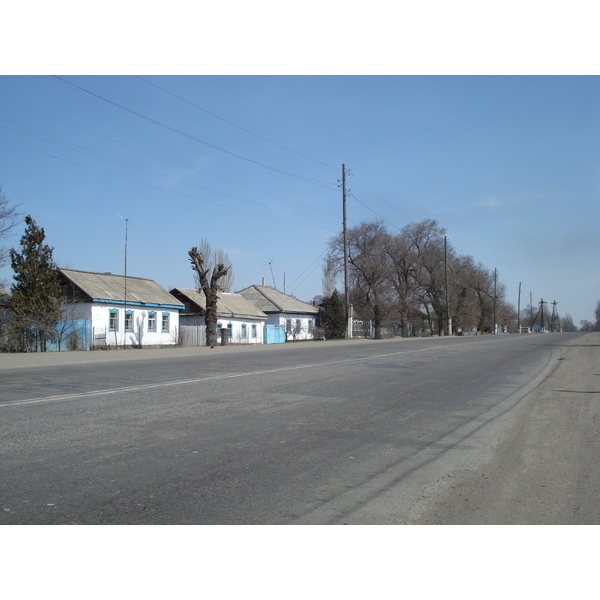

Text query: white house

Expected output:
[58,268,184,349]
[236,284,319,342]
[170,288,268,345]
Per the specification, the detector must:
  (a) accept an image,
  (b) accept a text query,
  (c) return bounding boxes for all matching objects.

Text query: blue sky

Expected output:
[1,75,598,325]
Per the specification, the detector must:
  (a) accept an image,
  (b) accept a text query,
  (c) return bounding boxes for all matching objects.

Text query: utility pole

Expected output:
[493,268,497,334]
[517,282,522,333]
[540,298,547,332]
[550,301,560,332]
[444,236,451,335]
[530,291,533,328]
[342,164,351,338]
[117,213,129,349]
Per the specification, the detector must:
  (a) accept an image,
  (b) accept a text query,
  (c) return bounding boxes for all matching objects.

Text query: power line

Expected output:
[287,248,329,288]
[348,191,402,232]
[136,76,338,171]
[0,119,340,225]
[0,96,340,218]
[0,136,338,233]
[52,76,338,191]
[350,172,413,222]
[288,248,329,296]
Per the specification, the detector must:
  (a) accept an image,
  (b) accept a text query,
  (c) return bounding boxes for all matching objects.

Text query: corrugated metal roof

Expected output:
[236,285,319,315]
[59,268,184,308]
[172,288,268,320]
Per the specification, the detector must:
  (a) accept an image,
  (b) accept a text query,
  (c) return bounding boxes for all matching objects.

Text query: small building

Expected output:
[170,288,268,345]
[58,268,184,349]
[236,284,319,342]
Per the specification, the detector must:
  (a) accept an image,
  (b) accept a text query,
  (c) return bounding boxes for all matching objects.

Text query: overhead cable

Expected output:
[52,76,337,190]
[136,76,339,171]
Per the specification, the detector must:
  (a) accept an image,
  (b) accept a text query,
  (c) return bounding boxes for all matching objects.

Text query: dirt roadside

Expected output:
[412,332,600,524]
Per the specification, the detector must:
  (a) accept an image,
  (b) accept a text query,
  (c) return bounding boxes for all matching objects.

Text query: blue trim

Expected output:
[125,310,134,332]
[92,298,183,311]
[148,311,157,332]
[109,308,119,332]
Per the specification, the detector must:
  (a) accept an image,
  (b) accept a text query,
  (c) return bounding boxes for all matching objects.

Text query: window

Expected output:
[251,323,257,338]
[295,319,301,333]
[148,311,157,332]
[227,323,232,339]
[125,310,133,332]
[162,312,170,333]
[286,318,292,334]
[109,309,119,331]
[308,319,314,334]
[241,323,247,339]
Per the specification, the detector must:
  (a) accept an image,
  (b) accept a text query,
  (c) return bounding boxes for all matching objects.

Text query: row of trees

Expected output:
[322,219,515,338]
[321,218,600,337]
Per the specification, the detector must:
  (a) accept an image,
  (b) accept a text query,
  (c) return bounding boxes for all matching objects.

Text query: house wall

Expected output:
[87,303,181,348]
[266,313,317,341]
[217,316,265,345]
[180,314,265,345]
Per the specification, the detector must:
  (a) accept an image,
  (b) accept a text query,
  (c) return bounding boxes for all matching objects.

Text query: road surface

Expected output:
[1,332,595,524]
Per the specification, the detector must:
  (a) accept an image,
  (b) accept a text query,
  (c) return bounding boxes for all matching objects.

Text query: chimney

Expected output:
[262,277,266,286]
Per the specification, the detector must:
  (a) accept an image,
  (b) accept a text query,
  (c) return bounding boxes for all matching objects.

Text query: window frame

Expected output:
[148,311,157,332]
[109,309,119,332]
[161,312,170,333]
[125,310,134,332]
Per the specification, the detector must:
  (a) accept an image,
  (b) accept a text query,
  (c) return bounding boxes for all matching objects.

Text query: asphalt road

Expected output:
[0,333,585,524]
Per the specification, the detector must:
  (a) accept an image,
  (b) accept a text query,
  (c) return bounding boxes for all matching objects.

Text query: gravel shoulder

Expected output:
[413,332,600,524]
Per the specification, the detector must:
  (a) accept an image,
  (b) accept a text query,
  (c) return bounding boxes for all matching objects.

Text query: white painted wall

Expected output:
[216,316,265,344]
[63,302,181,348]
[266,313,317,341]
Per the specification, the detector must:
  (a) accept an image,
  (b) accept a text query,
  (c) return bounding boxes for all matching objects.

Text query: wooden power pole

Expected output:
[342,164,351,338]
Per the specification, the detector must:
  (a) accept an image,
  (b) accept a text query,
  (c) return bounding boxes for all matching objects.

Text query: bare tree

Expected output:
[321,253,339,298]
[0,186,21,274]
[192,239,234,293]
[329,221,392,339]
[561,313,577,332]
[401,219,448,334]
[189,241,231,347]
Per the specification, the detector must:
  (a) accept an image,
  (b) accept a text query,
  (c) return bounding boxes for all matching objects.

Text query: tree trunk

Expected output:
[189,246,229,347]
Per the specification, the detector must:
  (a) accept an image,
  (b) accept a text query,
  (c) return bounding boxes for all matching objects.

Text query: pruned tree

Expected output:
[189,240,231,347]
[10,215,62,352]
[191,239,234,293]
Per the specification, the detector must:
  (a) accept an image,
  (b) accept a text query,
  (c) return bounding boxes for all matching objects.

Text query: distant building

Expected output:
[236,285,319,342]
[170,288,267,345]
[58,268,184,349]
